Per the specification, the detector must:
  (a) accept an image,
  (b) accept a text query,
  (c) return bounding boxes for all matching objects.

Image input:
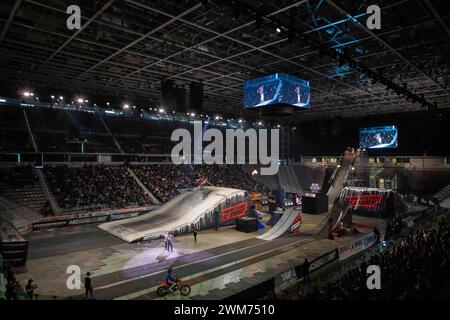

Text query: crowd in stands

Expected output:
[44,165,154,210]
[0,163,265,213]
[132,164,265,203]
[132,165,196,203]
[301,210,450,300]
[196,165,267,192]
[42,163,266,210]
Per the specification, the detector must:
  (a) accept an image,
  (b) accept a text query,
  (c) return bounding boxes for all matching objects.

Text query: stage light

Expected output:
[258,122,262,126]
[123,104,130,109]
[238,119,243,123]
[51,95,55,99]
[252,169,259,176]
[190,113,196,117]
[59,96,64,100]
[159,108,165,113]
[77,98,84,103]
[215,116,220,120]
[106,102,110,106]
[276,27,281,33]
[85,99,89,103]
[23,92,31,97]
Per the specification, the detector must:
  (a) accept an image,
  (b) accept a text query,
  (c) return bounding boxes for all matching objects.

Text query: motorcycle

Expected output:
[157,278,191,297]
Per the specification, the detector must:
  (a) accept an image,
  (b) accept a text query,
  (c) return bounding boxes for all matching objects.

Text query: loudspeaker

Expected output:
[176,86,186,113]
[189,81,204,112]
[161,80,176,110]
[236,217,258,233]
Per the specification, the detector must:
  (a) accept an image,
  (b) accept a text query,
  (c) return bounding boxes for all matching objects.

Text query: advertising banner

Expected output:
[275,268,297,294]
[32,208,152,231]
[306,248,339,274]
[339,232,377,260]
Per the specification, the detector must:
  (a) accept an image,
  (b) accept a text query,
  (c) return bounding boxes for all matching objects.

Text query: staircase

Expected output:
[35,168,62,214]
[277,165,303,193]
[0,195,41,233]
[0,179,47,213]
[127,167,161,205]
[434,184,450,202]
[0,167,49,232]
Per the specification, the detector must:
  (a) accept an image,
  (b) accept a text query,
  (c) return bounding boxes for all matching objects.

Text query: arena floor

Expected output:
[13,213,384,300]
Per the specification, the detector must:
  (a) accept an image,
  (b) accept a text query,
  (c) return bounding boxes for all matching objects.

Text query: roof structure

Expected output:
[0,0,449,121]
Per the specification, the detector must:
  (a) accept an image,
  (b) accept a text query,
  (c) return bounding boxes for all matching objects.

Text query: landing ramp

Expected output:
[257,209,298,241]
[99,187,246,243]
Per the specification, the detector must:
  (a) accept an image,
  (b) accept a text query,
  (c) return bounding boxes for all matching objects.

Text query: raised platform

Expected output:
[98,187,248,243]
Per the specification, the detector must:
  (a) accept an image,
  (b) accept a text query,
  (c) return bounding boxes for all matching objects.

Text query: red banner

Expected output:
[221,202,249,222]
[345,194,384,209]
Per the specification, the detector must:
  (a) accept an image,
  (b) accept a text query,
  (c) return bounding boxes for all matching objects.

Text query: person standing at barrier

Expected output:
[84,272,94,299]
[373,227,381,244]
[328,218,334,239]
[302,258,311,284]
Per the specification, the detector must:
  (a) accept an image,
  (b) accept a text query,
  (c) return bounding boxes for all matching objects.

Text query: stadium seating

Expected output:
[0,167,47,213]
[0,129,33,153]
[43,165,154,211]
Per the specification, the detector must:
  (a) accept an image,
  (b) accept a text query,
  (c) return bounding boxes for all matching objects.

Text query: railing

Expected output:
[99,116,124,154]
[126,167,161,205]
[34,168,61,214]
[22,109,38,152]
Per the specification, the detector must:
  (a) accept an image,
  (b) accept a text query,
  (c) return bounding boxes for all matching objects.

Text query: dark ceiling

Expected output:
[0,0,449,121]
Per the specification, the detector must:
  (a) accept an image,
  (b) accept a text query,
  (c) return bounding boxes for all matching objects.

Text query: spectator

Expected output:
[302,210,450,300]
[84,272,94,299]
[167,233,174,253]
[25,279,37,300]
[193,226,198,243]
[302,258,311,284]
[44,165,154,210]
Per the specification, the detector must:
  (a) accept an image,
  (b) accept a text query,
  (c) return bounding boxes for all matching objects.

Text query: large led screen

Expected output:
[359,126,398,149]
[244,73,310,109]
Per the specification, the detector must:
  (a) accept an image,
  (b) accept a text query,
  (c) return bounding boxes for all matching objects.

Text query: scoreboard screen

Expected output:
[244,73,310,109]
